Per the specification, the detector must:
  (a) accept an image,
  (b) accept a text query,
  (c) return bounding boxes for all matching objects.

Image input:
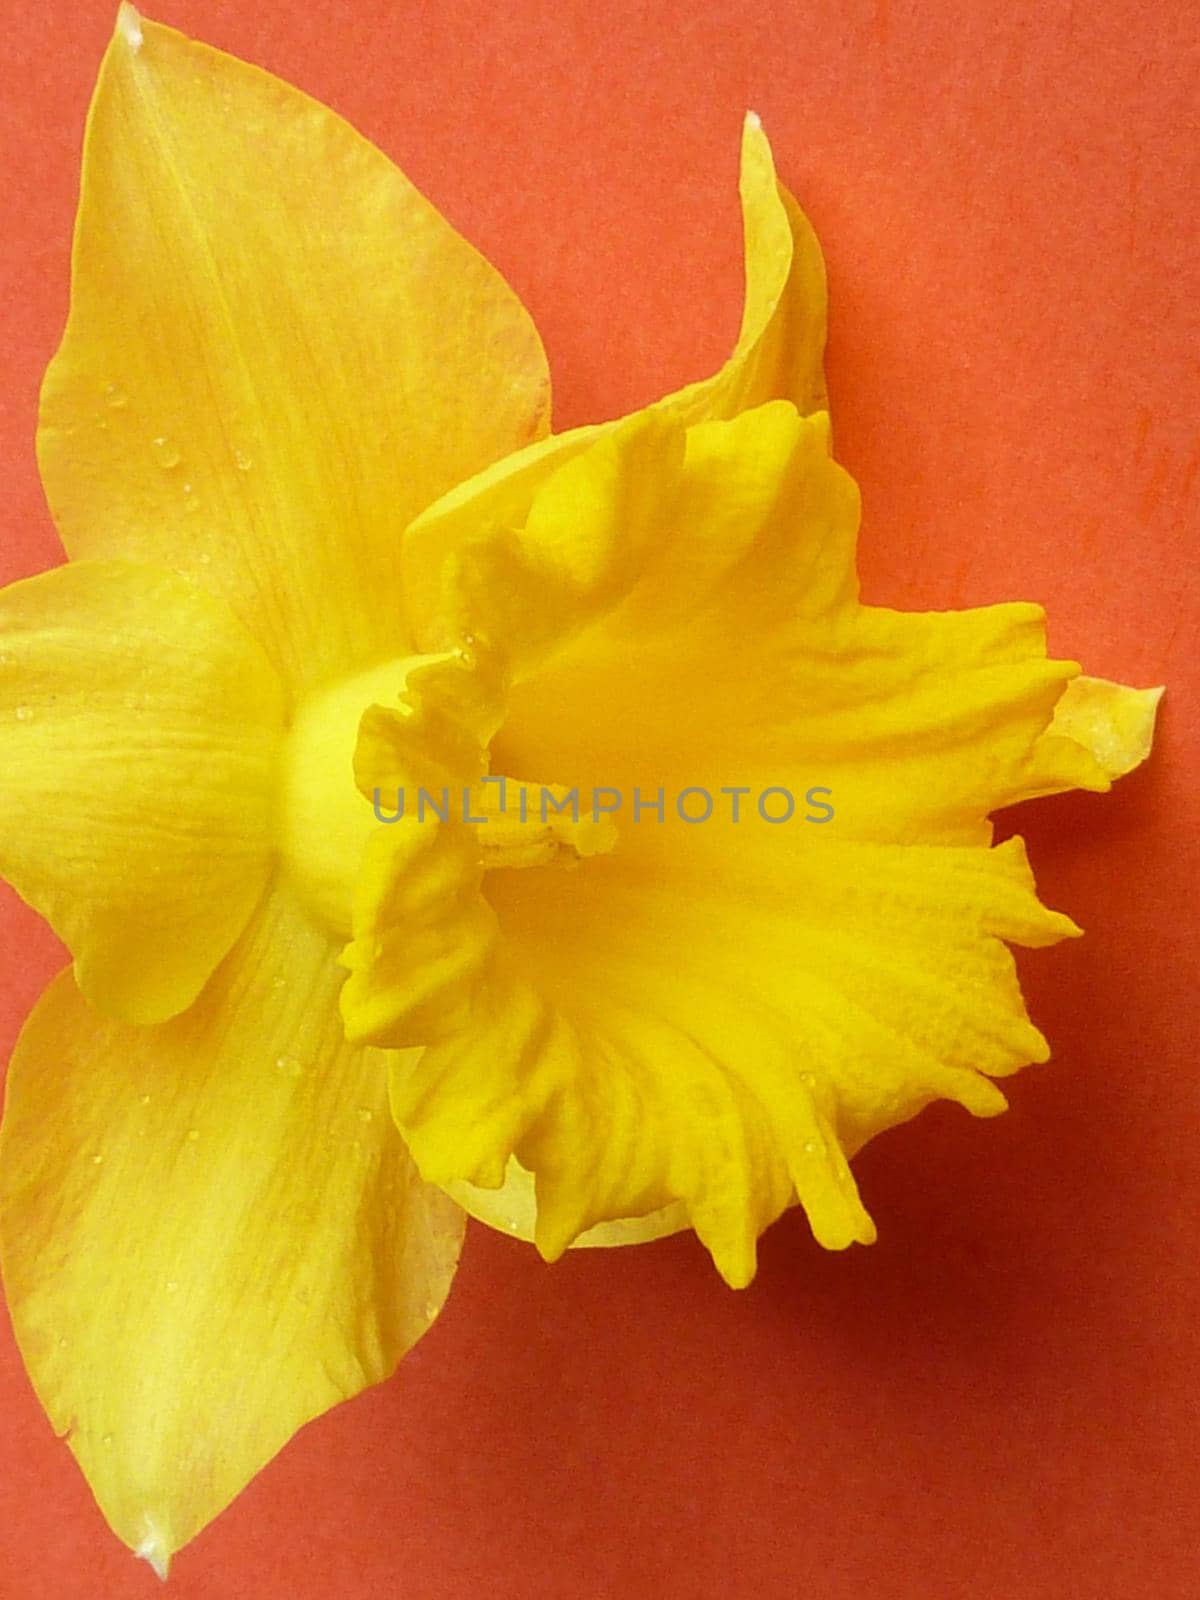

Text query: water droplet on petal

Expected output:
[424,1301,439,1321]
[57,1336,68,1349]
[102,1433,114,1447]
[356,1107,374,1124]
[233,448,253,472]
[186,1129,200,1143]
[275,1054,303,1079]
[14,705,32,722]
[91,1153,104,1165]
[802,1140,818,1156]
[508,1220,520,1233]
[165,1279,179,1294]
[150,435,181,469]
[139,1094,151,1106]
[104,382,128,409]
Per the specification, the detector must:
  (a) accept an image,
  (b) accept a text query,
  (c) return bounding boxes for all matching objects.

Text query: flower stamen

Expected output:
[471,777,618,871]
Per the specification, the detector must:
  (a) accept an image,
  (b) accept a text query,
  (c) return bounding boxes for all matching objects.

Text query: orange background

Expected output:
[1,2,1197,1596]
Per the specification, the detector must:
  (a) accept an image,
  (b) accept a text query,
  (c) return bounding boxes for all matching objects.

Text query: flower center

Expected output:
[280,656,617,937]
[466,775,618,869]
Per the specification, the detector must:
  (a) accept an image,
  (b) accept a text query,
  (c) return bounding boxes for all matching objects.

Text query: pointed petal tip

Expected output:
[745,109,763,130]
[135,1528,171,1582]
[710,1242,759,1291]
[115,3,143,51]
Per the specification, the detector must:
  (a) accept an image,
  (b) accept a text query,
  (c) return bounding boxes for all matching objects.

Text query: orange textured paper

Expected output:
[0,3,1197,1597]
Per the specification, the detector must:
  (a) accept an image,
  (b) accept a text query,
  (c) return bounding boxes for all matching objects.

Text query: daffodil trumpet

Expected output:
[0,4,1160,1576]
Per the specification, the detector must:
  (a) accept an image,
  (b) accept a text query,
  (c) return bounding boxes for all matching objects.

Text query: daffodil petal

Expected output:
[447,1158,688,1248]
[0,879,465,1571]
[406,402,846,671]
[342,819,496,1054]
[1019,675,1164,799]
[665,112,828,426]
[39,8,550,687]
[400,116,825,637]
[0,560,284,1024]
[404,410,688,665]
[770,605,1083,842]
[594,401,851,636]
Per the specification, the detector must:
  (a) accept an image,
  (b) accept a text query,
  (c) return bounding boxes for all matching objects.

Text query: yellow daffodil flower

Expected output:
[0,3,1159,1577]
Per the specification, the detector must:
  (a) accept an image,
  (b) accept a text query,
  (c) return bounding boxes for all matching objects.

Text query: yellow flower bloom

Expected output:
[0,2,1160,1577]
